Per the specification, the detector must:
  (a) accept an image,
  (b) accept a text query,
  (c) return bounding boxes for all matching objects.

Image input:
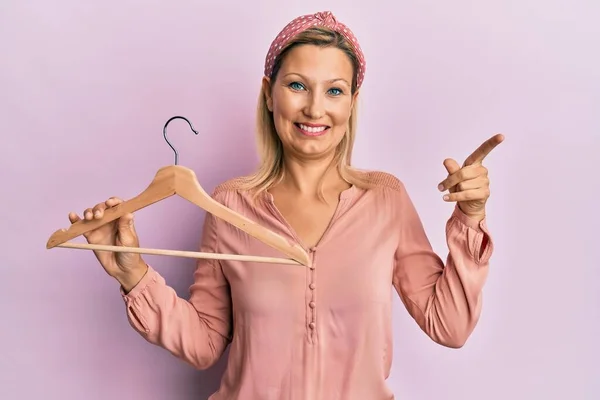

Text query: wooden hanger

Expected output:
[46,116,310,267]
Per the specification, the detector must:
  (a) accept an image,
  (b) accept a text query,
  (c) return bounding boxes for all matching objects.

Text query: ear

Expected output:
[262,76,273,112]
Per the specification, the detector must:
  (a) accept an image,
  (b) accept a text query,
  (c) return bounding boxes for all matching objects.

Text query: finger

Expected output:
[117,213,139,246]
[83,208,94,220]
[454,177,489,192]
[92,202,108,219]
[68,212,81,224]
[105,197,123,208]
[87,197,123,220]
[464,133,504,166]
[443,188,490,202]
[439,158,461,191]
[438,165,487,191]
[118,212,134,228]
[443,158,461,175]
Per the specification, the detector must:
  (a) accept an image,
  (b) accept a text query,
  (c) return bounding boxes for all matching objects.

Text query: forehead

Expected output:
[278,45,354,81]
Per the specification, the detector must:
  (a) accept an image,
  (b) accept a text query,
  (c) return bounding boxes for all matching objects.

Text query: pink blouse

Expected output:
[121,171,494,400]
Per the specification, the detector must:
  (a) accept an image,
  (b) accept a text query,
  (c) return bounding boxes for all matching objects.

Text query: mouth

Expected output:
[294,123,330,137]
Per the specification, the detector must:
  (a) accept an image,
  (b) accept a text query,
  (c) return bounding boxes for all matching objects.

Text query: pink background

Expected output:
[2,1,598,399]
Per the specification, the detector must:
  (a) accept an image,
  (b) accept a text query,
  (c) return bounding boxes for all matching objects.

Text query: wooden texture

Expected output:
[56,242,302,265]
[46,165,310,266]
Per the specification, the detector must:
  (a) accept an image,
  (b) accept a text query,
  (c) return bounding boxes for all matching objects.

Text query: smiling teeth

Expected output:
[299,124,327,133]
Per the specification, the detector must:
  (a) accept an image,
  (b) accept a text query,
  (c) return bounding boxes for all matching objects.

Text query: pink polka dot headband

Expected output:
[264,11,366,88]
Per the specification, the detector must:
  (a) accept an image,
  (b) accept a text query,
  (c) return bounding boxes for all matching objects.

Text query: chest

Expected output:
[220,203,400,315]
[272,197,339,249]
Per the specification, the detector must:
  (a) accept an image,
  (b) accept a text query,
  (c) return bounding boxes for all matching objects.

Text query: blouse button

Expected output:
[309,322,316,329]
[309,283,316,290]
[309,301,316,308]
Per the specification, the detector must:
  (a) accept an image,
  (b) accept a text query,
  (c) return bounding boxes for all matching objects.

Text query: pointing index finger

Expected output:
[463,133,505,166]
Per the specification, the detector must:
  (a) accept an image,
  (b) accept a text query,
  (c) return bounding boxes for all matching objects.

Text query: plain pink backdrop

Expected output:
[1,1,598,399]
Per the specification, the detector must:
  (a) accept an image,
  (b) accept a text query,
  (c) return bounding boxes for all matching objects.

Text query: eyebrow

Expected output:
[327,78,351,86]
[283,73,350,87]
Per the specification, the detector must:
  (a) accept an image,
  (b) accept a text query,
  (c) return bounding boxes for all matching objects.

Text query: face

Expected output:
[263,44,358,161]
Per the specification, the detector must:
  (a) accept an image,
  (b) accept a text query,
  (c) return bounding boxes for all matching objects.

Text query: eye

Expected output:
[289,81,305,91]
[328,88,343,96]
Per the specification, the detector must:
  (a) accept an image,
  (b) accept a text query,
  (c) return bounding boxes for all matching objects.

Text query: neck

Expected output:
[279,153,343,197]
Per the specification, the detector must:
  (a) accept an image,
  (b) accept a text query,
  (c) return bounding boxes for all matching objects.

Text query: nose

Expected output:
[303,91,325,120]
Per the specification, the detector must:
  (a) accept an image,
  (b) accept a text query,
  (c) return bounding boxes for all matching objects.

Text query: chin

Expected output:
[276,122,345,158]
[287,137,342,160]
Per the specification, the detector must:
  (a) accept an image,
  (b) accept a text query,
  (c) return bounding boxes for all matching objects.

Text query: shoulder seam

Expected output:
[211,171,406,195]
[211,176,251,197]
[358,170,405,193]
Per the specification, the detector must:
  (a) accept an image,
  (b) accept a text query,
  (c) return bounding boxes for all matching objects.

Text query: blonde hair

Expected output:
[239,27,372,199]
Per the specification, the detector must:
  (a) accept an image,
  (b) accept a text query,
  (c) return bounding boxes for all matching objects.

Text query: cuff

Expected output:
[451,204,489,233]
[449,205,494,264]
[120,265,159,303]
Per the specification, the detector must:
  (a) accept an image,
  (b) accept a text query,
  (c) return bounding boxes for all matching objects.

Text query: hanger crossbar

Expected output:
[56,242,302,265]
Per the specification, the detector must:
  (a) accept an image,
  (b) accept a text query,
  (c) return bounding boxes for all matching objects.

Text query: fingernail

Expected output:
[94,211,101,217]
[438,184,444,191]
[443,195,449,201]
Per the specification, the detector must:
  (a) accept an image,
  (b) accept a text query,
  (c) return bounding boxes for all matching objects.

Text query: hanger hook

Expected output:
[163,116,199,165]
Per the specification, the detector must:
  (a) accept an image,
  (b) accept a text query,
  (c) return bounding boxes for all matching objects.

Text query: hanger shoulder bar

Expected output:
[206,200,310,264]
[177,172,311,266]
[46,167,179,249]
[55,242,302,265]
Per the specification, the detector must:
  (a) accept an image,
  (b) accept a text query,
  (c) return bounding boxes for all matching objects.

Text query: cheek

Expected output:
[272,106,293,134]
[272,91,299,117]
[330,102,353,128]
[271,103,297,135]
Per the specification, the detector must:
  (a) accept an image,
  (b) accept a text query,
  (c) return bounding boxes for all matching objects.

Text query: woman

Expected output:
[69,11,502,400]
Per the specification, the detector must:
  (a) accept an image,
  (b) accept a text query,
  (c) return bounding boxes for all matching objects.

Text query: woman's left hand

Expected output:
[437,134,504,221]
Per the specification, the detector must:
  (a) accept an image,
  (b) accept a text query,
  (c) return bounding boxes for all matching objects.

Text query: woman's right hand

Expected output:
[68,197,148,292]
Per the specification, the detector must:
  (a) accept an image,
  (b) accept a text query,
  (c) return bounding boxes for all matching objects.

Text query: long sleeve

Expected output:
[120,210,232,369]
[392,183,494,348]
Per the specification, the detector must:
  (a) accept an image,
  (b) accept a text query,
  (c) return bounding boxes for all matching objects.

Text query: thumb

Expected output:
[116,213,139,247]
[443,158,461,175]
[442,158,462,194]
